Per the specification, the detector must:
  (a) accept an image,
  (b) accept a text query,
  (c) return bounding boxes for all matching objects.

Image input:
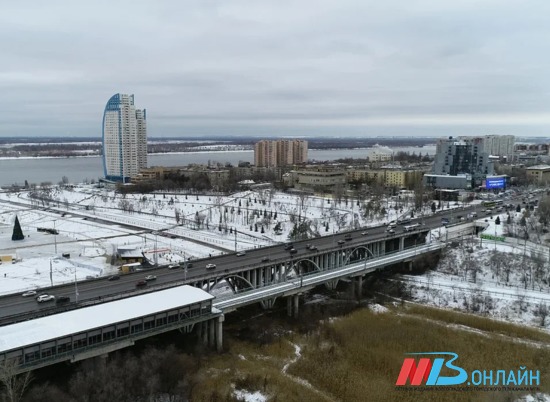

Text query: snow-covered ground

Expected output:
[0,184,445,296]
[405,206,550,330]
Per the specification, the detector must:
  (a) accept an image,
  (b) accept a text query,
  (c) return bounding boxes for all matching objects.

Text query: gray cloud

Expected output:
[1,0,550,137]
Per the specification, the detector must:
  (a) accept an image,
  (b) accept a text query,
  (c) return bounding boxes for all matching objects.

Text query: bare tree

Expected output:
[535,303,549,327]
[0,359,33,402]
[536,196,550,227]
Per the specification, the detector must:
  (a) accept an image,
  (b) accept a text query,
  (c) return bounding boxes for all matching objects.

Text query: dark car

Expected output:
[344,234,352,241]
[289,248,297,254]
[185,262,193,268]
[337,240,345,245]
[261,257,270,262]
[284,243,294,251]
[56,296,70,305]
[108,275,120,281]
[136,280,147,288]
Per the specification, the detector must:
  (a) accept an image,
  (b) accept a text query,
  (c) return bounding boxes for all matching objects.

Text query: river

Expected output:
[0,146,435,186]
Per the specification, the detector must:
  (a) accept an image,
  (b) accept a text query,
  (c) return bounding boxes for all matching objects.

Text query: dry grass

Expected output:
[406,303,550,343]
[190,306,550,402]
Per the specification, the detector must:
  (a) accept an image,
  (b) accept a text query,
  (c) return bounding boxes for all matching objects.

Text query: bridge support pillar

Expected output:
[399,237,405,251]
[356,276,363,299]
[216,315,224,352]
[287,297,292,317]
[208,318,215,348]
[196,322,208,346]
[293,294,299,317]
[325,280,339,290]
[261,297,277,310]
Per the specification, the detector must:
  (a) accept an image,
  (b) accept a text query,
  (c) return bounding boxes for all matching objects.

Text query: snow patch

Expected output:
[233,389,267,402]
[369,304,389,314]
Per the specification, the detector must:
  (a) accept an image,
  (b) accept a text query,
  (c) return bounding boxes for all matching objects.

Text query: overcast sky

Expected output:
[1,0,550,138]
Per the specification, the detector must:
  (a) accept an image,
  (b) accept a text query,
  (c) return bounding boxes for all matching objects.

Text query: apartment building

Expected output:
[102,94,147,183]
[254,140,308,167]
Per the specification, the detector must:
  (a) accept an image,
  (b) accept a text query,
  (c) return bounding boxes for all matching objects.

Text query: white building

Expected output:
[367,145,393,162]
[102,94,147,183]
[458,135,515,161]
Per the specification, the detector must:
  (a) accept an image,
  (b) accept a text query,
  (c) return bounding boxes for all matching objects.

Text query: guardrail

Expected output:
[214,242,445,310]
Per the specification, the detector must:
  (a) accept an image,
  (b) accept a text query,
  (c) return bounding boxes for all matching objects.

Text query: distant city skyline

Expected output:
[2,1,550,138]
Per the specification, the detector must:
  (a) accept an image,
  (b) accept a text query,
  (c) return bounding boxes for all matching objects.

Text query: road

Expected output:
[0,196,524,324]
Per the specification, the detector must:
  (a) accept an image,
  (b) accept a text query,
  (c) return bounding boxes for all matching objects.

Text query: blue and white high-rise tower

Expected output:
[102,94,147,183]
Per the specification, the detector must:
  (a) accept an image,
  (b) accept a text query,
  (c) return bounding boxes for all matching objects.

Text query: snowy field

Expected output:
[405,206,550,331]
[0,184,427,296]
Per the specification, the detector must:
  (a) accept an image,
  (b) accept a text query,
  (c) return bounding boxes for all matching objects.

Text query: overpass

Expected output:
[0,237,445,374]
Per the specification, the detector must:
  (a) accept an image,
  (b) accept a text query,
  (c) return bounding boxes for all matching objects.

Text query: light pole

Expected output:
[53,220,57,255]
[74,267,79,302]
[234,228,237,252]
[184,256,188,281]
[154,231,158,266]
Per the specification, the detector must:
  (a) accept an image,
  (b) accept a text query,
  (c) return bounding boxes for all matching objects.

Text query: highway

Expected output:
[0,197,517,323]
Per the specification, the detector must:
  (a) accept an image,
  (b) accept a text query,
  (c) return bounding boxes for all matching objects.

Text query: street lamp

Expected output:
[53,220,58,254]
[74,267,79,302]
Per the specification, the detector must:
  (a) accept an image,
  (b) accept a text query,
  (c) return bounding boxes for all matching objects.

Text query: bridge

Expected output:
[0,205,491,374]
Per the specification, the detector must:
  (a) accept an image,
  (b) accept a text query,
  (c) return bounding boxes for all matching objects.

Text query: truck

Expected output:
[119,262,141,274]
[403,223,421,232]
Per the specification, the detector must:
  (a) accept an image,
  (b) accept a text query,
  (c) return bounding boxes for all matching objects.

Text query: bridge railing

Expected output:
[213,242,445,309]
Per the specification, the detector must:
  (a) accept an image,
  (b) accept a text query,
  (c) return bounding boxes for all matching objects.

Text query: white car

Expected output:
[144,275,157,281]
[22,290,37,297]
[206,263,216,270]
[36,294,55,303]
[236,252,246,257]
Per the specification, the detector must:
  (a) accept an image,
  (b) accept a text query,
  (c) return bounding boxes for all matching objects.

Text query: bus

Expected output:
[403,223,421,232]
[481,200,503,208]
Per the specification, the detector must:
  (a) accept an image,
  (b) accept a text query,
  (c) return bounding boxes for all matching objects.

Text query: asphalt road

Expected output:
[0,195,530,323]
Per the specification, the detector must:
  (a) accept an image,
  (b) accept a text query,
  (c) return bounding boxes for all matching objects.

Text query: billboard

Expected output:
[485,177,506,189]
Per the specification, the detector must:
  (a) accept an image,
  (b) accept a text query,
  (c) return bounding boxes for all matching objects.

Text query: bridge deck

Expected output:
[0,285,213,354]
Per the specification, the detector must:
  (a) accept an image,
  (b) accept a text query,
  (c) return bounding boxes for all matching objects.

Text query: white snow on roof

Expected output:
[0,285,214,353]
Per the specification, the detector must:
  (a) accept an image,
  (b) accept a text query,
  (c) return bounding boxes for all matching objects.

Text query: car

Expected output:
[86,275,96,280]
[36,294,55,303]
[308,245,318,251]
[236,252,246,257]
[56,296,70,304]
[387,229,395,235]
[283,244,294,251]
[136,280,147,288]
[289,248,297,254]
[337,240,345,245]
[185,262,193,268]
[344,234,352,241]
[206,263,216,270]
[361,231,368,236]
[168,264,180,269]
[261,257,270,262]
[144,275,157,281]
[108,275,120,281]
[22,290,37,297]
